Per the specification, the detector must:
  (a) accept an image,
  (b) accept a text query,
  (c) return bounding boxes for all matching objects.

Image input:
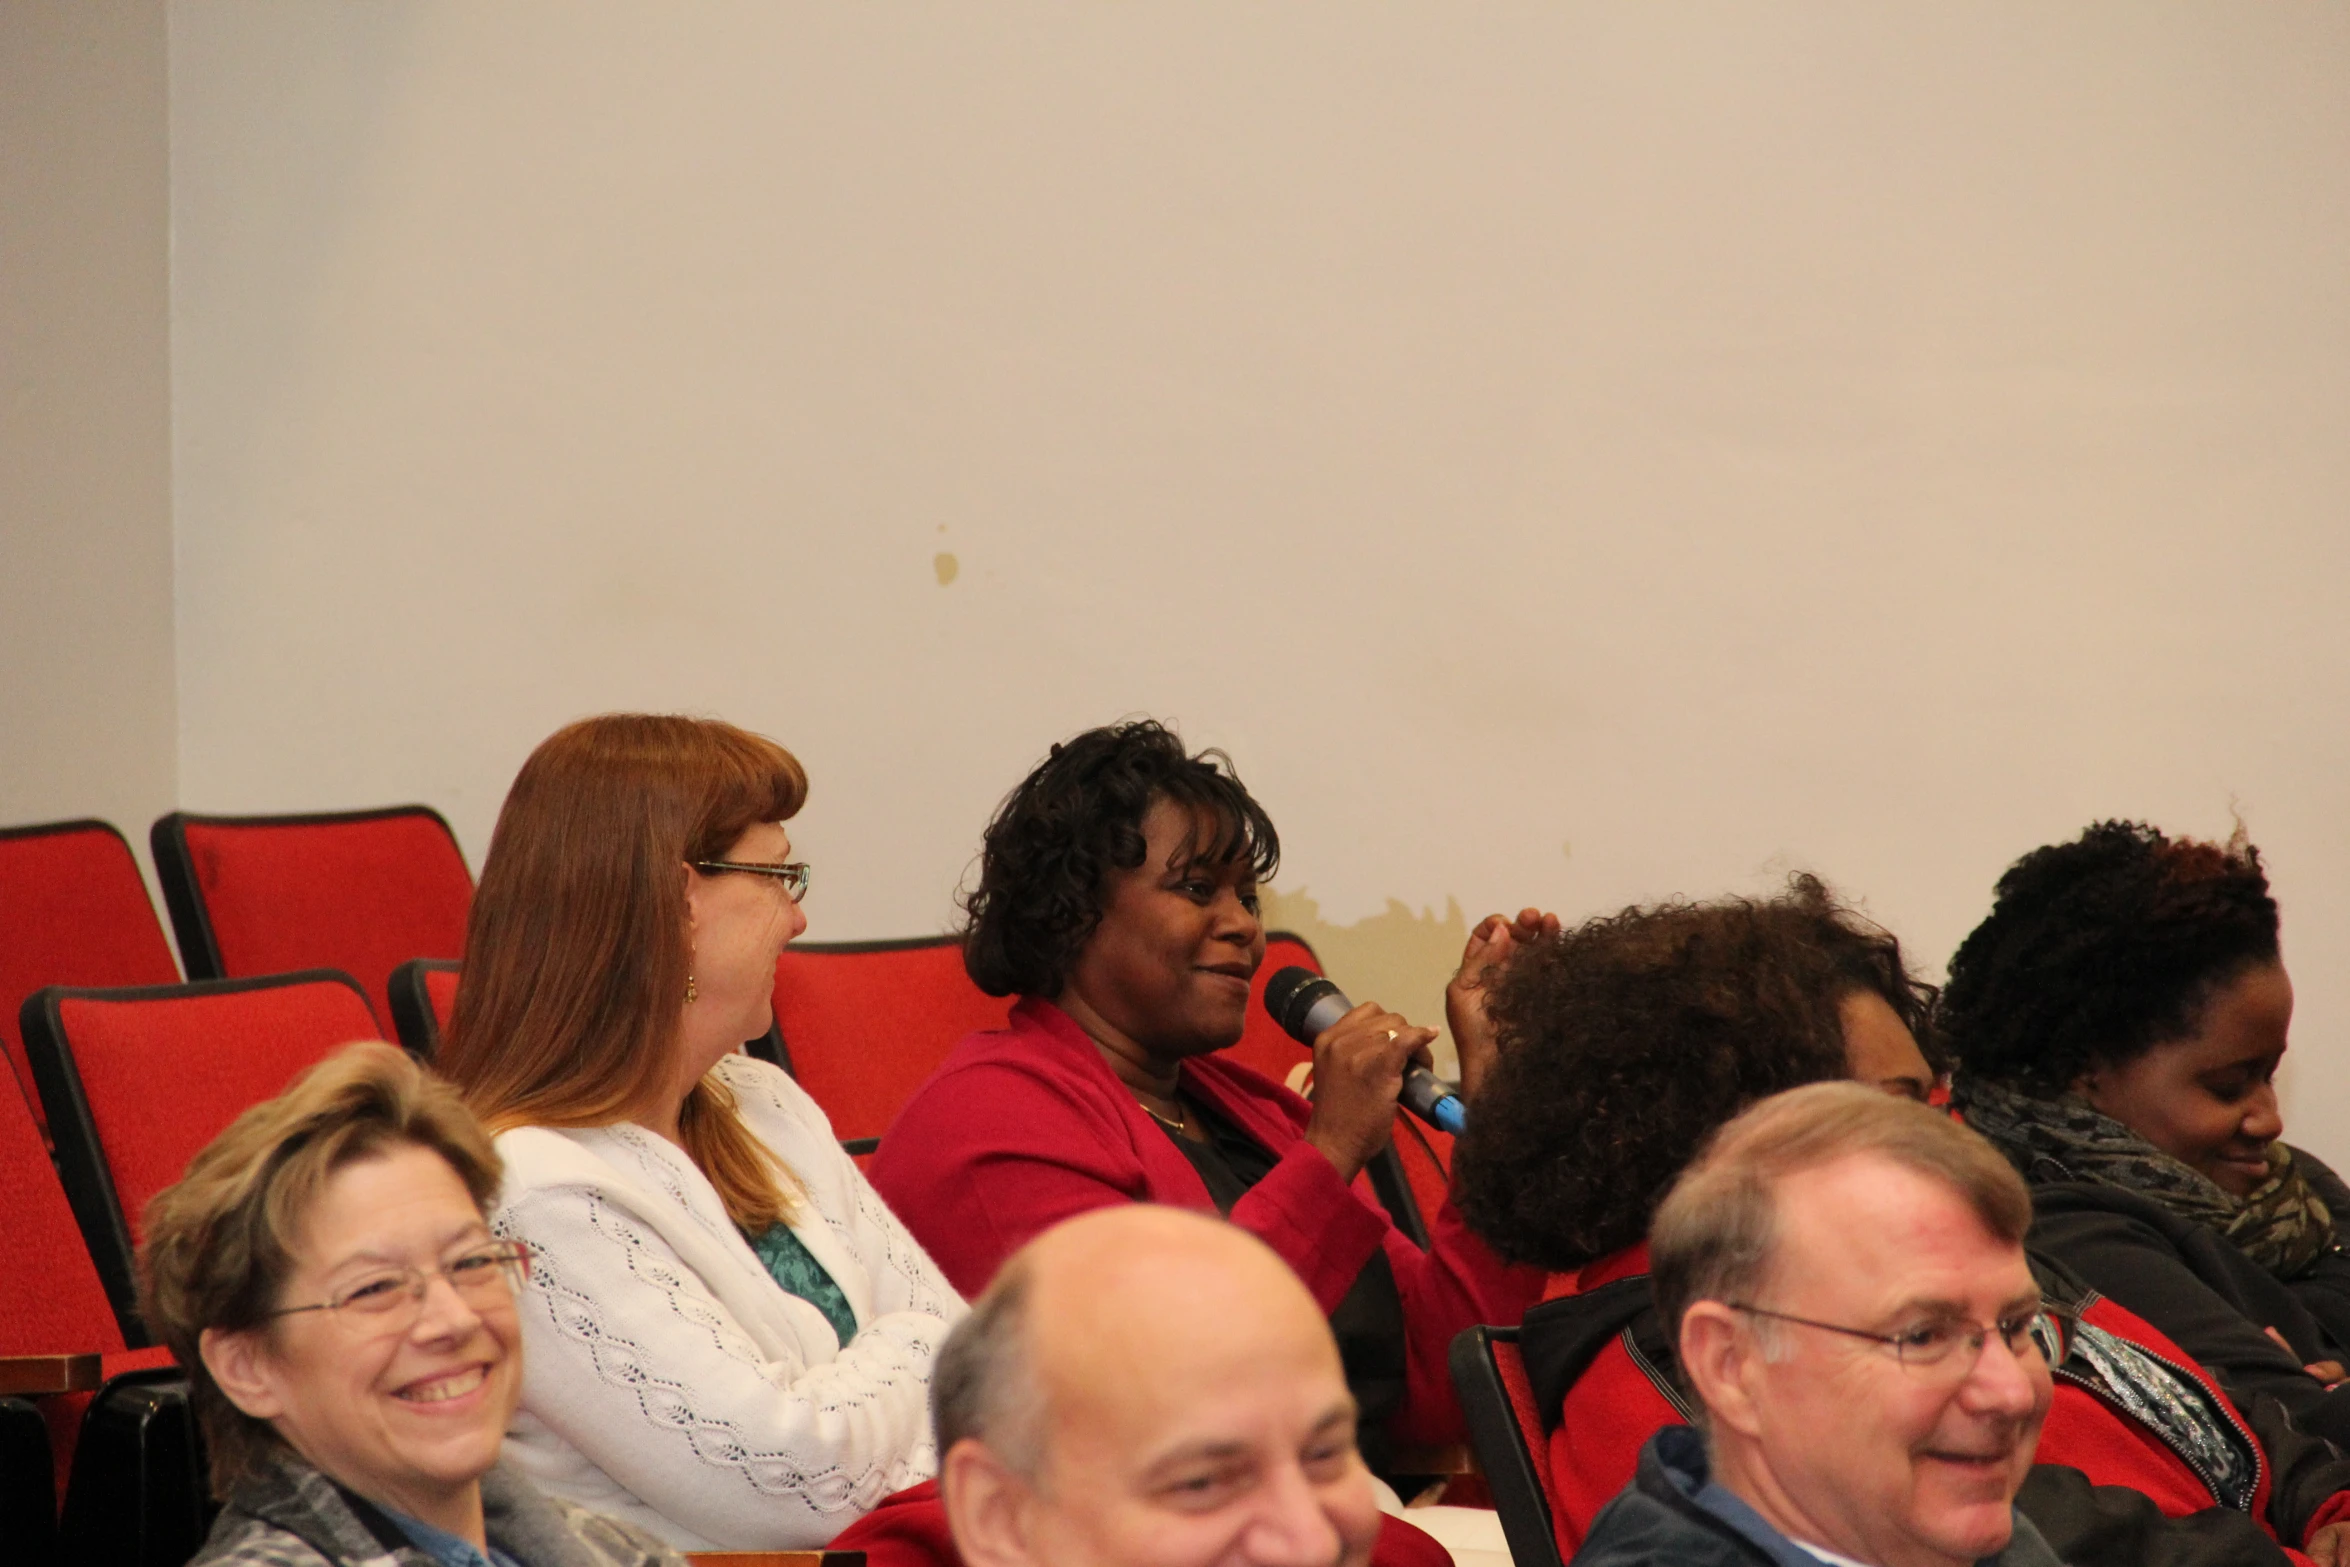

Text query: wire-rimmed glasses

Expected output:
[265,1241,532,1336]
[1728,1300,2074,1381]
[691,859,812,903]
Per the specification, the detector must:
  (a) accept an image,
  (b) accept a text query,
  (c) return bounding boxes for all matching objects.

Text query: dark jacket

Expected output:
[2029,1176,2350,1449]
[1572,1425,2062,1567]
[189,1451,682,1567]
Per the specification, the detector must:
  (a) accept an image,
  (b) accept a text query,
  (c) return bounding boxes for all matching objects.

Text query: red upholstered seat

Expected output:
[20,970,382,1345]
[0,821,180,1140]
[770,938,1016,1144]
[1450,1324,1565,1567]
[150,807,472,1029]
[0,1051,177,1508]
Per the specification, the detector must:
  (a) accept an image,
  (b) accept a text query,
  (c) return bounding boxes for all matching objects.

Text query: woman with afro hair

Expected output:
[1945,820,2350,1447]
[1455,876,2350,1567]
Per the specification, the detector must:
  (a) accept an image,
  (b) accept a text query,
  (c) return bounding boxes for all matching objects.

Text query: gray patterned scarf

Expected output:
[1956,1075,2333,1278]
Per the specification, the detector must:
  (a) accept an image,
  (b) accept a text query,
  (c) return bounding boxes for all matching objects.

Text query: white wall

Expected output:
[34,3,2350,1151]
[0,1,177,882]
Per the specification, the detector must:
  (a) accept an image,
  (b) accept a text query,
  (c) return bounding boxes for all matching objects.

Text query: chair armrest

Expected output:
[0,1354,102,1397]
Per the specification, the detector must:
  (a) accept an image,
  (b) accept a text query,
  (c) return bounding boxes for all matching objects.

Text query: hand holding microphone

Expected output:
[1264,966,1462,1183]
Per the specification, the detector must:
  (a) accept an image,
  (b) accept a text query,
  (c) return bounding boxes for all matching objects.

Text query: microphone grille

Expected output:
[1263,965,1338,1037]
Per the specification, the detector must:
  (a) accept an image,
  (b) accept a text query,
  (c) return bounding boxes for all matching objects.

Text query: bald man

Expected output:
[933,1206,1403,1567]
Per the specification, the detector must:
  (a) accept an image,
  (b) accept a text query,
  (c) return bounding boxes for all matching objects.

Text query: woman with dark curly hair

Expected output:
[1457,879,2350,1567]
[1944,820,2350,1446]
[1453,875,1938,1276]
[868,719,1548,1469]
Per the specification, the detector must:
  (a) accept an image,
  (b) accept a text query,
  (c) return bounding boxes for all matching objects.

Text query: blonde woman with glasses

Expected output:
[142,1040,683,1567]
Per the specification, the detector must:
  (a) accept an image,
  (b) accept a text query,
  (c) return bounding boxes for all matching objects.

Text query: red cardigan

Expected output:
[869,997,1541,1445]
[1533,1242,2350,1563]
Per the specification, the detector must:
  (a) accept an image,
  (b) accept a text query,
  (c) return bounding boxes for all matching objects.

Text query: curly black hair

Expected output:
[1938,820,2278,1095]
[1450,875,1935,1271]
[961,720,1280,999]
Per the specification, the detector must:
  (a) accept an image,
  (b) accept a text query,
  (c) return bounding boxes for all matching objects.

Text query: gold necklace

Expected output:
[1137,1095,1190,1136]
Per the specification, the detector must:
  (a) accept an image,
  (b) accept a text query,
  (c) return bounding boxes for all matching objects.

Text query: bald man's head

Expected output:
[935,1207,1380,1567]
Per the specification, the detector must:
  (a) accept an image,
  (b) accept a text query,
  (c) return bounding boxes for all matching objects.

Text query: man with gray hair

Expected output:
[924,1204,1431,1567]
[1574,1081,2064,1567]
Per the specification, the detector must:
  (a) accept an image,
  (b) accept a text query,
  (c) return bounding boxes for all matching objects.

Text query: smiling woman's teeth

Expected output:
[400,1365,488,1404]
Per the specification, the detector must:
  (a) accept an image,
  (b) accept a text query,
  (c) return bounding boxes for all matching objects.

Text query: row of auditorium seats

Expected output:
[3,803,1457,1564]
[0,809,472,1143]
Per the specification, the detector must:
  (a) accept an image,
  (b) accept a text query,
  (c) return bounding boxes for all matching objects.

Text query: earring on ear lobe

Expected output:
[686,973,698,1004]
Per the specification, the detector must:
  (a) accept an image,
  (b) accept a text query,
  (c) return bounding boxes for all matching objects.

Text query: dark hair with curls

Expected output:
[962,721,1279,999]
[1939,820,2278,1095]
[1450,875,1935,1271]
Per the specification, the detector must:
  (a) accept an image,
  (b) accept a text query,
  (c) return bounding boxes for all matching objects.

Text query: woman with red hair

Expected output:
[439,714,963,1553]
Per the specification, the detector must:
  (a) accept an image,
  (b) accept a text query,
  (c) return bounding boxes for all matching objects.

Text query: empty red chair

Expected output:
[150,806,472,1029]
[0,821,180,1139]
[1451,1324,1567,1567]
[20,970,382,1344]
[770,937,1016,1148]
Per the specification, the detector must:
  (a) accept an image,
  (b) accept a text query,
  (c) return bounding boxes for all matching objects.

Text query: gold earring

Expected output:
[686,972,698,1004]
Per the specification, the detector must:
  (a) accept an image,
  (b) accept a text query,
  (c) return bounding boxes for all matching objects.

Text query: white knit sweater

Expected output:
[489,1053,965,1551]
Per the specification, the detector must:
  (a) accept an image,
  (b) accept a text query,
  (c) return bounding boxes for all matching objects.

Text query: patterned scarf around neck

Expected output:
[1957,1074,2333,1279]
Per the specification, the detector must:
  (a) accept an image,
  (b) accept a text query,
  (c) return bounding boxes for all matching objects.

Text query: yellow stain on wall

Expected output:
[933,551,960,586]
[1260,888,1469,1077]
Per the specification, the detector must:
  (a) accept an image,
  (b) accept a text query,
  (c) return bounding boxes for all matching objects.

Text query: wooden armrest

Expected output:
[0,1353,104,1397]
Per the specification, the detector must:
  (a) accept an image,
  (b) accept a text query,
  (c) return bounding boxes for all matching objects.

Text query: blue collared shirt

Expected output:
[382,1506,526,1567]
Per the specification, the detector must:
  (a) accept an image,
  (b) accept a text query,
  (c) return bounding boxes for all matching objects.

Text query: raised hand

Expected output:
[1446,907,1561,1101]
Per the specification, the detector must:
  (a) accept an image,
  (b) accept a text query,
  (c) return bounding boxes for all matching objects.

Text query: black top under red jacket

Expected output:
[1519,1242,2350,1567]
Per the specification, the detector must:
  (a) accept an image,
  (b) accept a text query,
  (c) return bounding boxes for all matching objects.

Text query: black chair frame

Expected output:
[20,969,374,1346]
[0,1394,58,1567]
[59,1367,212,1567]
[1450,1323,1565,1567]
[385,957,462,1060]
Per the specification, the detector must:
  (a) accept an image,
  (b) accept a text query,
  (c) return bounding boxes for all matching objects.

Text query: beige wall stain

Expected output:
[933,551,960,586]
[1261,888,1469,1077]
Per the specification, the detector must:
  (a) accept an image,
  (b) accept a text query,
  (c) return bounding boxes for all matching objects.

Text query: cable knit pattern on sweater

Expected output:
[489,1053,965,1551]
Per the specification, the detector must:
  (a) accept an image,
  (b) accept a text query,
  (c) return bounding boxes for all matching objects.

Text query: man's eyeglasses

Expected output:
[1728,1300,2074,1379]
[692,860,812,903]
[266,1241,532,1336]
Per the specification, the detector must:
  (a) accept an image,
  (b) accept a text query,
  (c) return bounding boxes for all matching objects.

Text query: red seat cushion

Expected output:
[425,965,460,1029]
[173,811,471,1027]
[55,978,382,1247]
[771,942,1015,1142]
[0,823,179,1137]
[0,1068,125,1361]
[0,1060,157,1508]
